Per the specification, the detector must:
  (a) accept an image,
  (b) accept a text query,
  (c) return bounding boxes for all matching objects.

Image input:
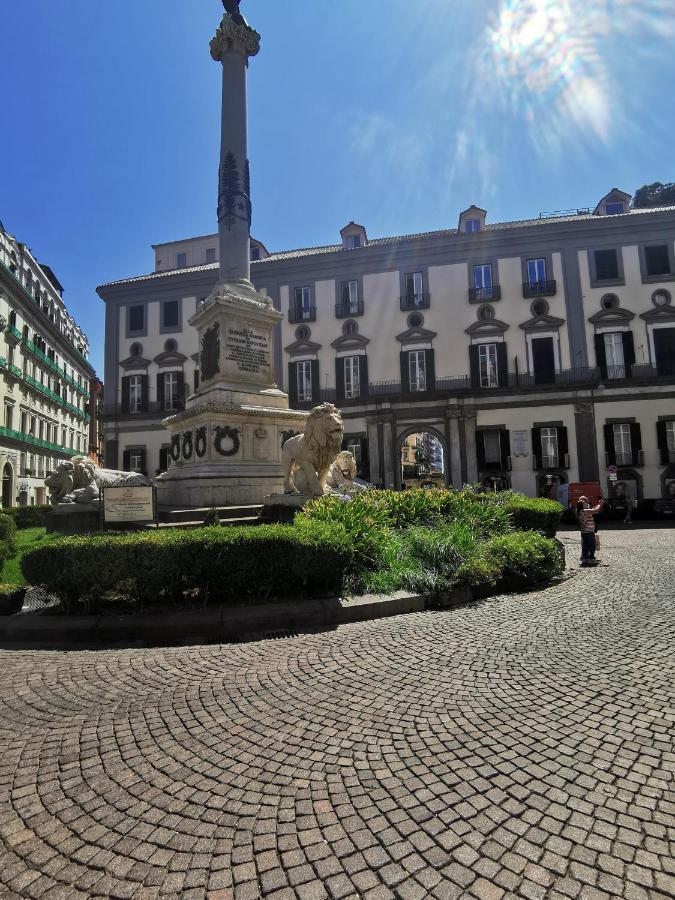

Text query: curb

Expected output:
[0,589,443,650]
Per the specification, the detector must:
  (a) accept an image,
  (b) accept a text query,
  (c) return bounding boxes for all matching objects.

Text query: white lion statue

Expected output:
[282,403,344,496]
[45,456,150,505]
[325,450,367,496]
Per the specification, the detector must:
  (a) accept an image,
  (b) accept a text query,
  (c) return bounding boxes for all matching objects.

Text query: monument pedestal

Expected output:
[156,281,307,509]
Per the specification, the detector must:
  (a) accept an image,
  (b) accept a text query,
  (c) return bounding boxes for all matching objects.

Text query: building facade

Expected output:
[98,189,675,511]
[0,222,97,507]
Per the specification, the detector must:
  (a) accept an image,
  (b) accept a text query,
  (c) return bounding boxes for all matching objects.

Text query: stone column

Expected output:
[382,418,396,488]
[210,14,261,286]
[366,418,381,485]
[446,410,463,490]
[464,409,478,484]
[574,401,599,481]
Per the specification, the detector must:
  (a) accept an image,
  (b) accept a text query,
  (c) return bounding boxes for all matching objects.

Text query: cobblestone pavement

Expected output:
[0,529,673,900]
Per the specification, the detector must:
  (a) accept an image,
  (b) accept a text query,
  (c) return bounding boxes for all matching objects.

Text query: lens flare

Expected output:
[475,0,675,153]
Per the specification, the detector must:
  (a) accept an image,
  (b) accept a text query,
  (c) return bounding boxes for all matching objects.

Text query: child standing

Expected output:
[576,495,604,566]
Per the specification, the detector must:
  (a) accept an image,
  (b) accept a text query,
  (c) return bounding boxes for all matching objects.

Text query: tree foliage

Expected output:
[632,182,675,208]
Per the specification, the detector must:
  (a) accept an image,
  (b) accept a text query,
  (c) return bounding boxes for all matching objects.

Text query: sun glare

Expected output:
[477,0,675,152]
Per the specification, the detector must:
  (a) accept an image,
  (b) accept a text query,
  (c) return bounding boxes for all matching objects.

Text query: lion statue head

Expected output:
[332,450,357,480]
[303,403,344,479]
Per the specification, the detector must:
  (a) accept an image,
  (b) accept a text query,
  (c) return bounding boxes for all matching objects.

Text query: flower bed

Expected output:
[20,488,564,612]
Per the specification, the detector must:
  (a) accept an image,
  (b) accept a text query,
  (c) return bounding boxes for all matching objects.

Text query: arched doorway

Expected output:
[2,463,13,508]
[398,428,447,489]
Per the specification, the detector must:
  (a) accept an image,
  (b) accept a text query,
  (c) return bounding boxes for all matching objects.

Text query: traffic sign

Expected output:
[608,465,617,475]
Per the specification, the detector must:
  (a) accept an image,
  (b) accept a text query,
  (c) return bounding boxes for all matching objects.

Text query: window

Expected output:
[20,411,27,434]
[341,280,359,313]
[346,440,362,468]
[613,424,632,466]
[527,258,547,286]
[405,272,424,305]
[294,287,312,319]
[594,249,619,281]
[128,305,145,333]
[644,245,671,277]
[164,338,178,353]
[483,430,501,464]
[344,357,360,400]
[667,422,675,453]
[162,301,180,329]
[205,247,216,263]
[296,361,312,403]
[409,350,426,392]
[601,294,619,310]
[532,300,548,316]
[478,343,498,388]
[478,305,495,321]
[129,452,144,473]
[653,290,671,307]
[465,219,480,233]
[250,246,260,261]
[4,405,12,430]
[346,234,361,249]
[129,375,143,414]
[605,202,625,215]
[163,372,180,411]
[342,320,357,337]
[474,264,492,290]
[540,427,559,468]
[176,252,187,268]
[603,333,625,378]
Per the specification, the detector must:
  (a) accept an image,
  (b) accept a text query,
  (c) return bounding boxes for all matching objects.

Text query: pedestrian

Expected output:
[624,495,636,526]
[576,495,604,566]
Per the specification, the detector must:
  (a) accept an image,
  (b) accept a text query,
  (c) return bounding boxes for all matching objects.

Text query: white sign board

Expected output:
[511,430,529,457]
[103,485,155,524]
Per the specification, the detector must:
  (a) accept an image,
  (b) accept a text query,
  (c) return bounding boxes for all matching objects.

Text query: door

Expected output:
[532,337,556,384]
[654,328,675,376]
[2,465,11,508]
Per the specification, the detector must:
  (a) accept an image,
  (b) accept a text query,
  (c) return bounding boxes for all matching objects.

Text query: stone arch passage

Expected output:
[397,426,448,490]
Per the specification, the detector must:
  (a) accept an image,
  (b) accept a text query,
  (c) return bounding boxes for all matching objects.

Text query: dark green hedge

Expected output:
[2,505,51,529]
[0,582,26,616]
[21,521,352,608]
[483,531,564,589]
[0,515,17,569]
[477,492,563,536]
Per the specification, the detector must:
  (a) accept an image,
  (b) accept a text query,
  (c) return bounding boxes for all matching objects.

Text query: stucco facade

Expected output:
[98,190,675,509]
[0,222,97,507]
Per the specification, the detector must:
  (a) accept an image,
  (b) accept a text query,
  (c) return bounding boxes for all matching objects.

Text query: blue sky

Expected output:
[2,0,674,375]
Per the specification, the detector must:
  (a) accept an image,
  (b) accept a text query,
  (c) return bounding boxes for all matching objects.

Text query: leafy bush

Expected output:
[203,508,221,527]
[478,491,563,536]
[21,521,352,608]
[0,515,17,569]
[481,531,564,589]
[0,582,27,616]
[2,505,51,529]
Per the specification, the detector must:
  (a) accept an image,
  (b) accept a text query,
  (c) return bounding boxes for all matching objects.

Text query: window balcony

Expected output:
[288,307,316,323]
[335,301,364,318]
[0,425,79,458]
[523,279,557,298]
[469,286,502,303]
[400,292,430,311]
[533,453,570,470]
[607,450,644,467]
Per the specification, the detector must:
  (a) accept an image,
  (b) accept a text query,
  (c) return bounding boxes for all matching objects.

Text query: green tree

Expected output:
[632,182,675,208]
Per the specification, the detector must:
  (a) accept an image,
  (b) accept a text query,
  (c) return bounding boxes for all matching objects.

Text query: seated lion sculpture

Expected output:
[45,456,150,506]
[325,450,367,496]
[282,403,344,496]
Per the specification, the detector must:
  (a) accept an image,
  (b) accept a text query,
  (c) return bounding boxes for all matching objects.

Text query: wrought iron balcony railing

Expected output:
[469,286,502,303]
[288,307,316,323]
[335,301,364,318]
[400,292,431,311]
[523,279,557,298]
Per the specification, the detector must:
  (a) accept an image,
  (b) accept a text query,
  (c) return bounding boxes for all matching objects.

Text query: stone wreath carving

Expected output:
[214,425,241,458]
[195,426,208,458]
[182,430,193,461]
[282,403,344,497]
[170,434,181,463]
